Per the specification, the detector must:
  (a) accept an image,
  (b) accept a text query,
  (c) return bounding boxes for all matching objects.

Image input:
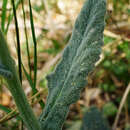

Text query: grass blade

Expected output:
[0,29,41,130]
[5,0,21,34]
[0,104,11,113]
[22,63,45,108]
[11,0,22,83]
[22,63,36,93]
[21,0,32,77]
[0,104,21,121]
[1,0,8,32]
[28,0,38,89]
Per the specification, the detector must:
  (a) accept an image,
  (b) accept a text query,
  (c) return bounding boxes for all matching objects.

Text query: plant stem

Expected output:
[11,0,22,83]
[21,0,32,77]
[0,30,41,130]
[28,0,37,89]
[5,0,21,34]
[1,0,8,32]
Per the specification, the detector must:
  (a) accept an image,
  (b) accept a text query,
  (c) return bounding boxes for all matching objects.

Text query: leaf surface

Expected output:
[81,107,110,130]
[39,0,106,129]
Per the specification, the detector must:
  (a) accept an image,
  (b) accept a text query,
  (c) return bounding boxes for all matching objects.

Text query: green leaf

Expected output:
[0,104,11,113]
[5,0,21,34]
[67,121,82,130]
[125,123,130,130]
[0,104,21,121]
[22,63,45,108]
[0,29,41,130]
[39,0,106,129]
[1,0,8,32]
[103,102,118,117]
[80,107,110,130]
[28,0,38,89]
[104,36,115,45]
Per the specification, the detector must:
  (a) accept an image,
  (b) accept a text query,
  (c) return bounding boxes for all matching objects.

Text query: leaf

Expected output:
[39,0,106,129]
[103,102,118,117]
[1,0,8,32]
[28,0,38,89]
[0,104,21,121]
[5,0,21,34]
[80,107,110,130]
[22,63,45,108]
[0,104,11,113]
[67,121,82,130]
[0,29,41,130]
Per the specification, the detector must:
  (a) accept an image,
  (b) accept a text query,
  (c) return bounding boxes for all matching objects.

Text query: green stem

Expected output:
[21,0,32,77]
[5,0,21,34]
[11,0,22,83]
[1,0,8,32]
[0,30,41,130]
[28,0,37,89]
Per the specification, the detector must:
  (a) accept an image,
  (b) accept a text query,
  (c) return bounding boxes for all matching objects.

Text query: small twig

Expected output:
[37,52,62,84]
[0,52,61,123]
[11,0,22,83]
[0,8,11,11]
[104,30,130,42]
[0,89,45,123]
[112,83,130,130]
[107,12,126,43]
[42,0,49,14]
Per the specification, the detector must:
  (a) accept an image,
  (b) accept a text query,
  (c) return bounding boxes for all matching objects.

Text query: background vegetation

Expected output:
[0,0,129,129]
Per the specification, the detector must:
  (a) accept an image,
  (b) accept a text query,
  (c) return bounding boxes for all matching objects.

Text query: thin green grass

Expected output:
[0,29,41,130]
[1,0,8,33]
[5,0,21,34]
[28,0,37,90]
[21,0,45,108]
[0,104,21,121]
[11,0,22,83]
[22,63,45,108]
[0,104,11,113]
[21,0,32,77]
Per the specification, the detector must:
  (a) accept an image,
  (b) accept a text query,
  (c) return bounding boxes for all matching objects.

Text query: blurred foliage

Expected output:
[125,124,130,130]
[80,107,110,130]
[103,102,118,117]
[0,0,130,129]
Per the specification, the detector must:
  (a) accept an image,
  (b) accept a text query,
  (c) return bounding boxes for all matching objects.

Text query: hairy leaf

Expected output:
[80,107,110,130]
[0,30,41,130]
[39,0,106,129]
